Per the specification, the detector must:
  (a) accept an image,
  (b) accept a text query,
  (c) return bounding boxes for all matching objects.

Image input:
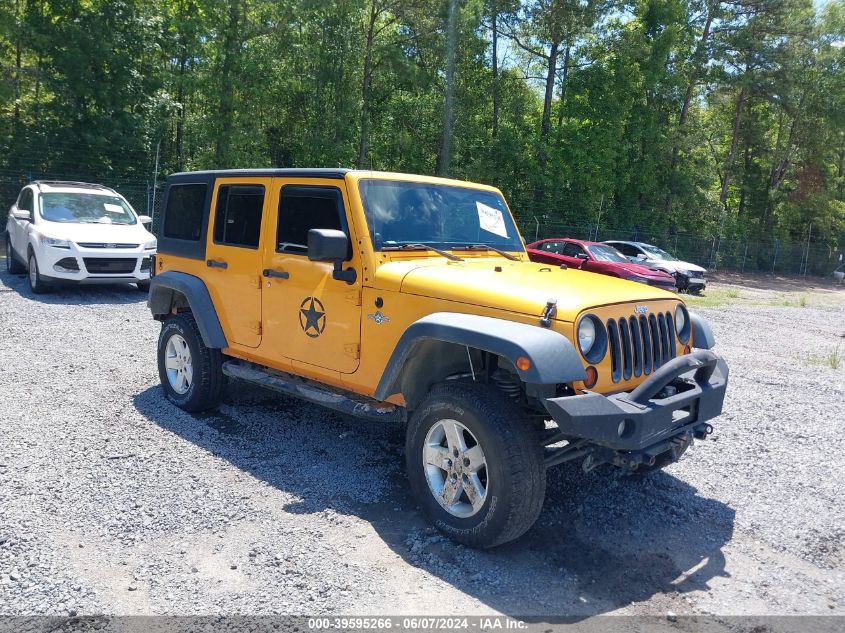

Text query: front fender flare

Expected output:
[148,271,227,348]
[374,312,585,402]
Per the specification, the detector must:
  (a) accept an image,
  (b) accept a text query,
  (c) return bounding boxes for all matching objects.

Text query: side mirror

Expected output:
[575,253,589,260]
[11,208,31,222]
[137,214,153,227]
[635,254,647,260]
[308,228,357,284]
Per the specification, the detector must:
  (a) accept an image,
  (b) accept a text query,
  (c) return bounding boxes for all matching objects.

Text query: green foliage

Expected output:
[0,0,843,255]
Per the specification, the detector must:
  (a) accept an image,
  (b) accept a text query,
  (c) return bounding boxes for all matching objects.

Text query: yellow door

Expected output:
[204,177,270,348]
[261,179,362,374]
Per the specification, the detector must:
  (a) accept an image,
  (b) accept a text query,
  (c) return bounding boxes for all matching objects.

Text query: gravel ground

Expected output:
[0,263,843,624]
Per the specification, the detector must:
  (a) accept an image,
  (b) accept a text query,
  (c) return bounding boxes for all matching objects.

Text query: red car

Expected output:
[526,238,677,292]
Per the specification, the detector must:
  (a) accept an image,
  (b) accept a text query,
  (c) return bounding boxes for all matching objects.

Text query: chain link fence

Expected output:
[1,174,841,277]
[514,215,843,278]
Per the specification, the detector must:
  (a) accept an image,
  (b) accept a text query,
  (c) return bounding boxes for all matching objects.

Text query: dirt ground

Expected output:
[1,262,843,631]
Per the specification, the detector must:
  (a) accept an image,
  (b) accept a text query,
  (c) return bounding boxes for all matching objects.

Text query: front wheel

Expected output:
[406,382,546,548]
[157,313,225,412]
[27,251,50,294]
[6,236,25,274]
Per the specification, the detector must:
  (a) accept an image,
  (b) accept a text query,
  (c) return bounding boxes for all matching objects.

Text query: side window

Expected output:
[562,242,585,258]
[616,243,638,257]
[163,184,207,241]
[213,184,265,249]
[18,189,33,212]
[277,186,345,255]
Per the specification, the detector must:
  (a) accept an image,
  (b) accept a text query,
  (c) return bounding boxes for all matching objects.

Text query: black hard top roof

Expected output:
[167,168,350,181]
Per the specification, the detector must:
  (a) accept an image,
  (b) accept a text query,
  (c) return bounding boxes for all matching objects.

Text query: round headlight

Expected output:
[578,317,597,355]
[675,304,690,343]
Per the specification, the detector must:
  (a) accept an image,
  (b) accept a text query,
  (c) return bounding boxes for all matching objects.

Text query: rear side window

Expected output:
[277,186,344,254]
[213,185,265,249]
[163,184,207,241]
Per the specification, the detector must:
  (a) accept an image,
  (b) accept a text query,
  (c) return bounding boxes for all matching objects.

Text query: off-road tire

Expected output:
[406,382,546,548]
[5,236,25,274]
[27,249,50,294]
[157,313,225,412]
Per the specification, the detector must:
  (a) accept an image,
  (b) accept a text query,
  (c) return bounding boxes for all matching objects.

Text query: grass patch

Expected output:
[800,295,807,307]
[803,344,842,370]
[727,290,740,298]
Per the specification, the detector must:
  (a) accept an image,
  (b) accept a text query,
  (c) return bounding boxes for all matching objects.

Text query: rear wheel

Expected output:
[157,313,225,412]
[406,382,546,548]
[27,251,50,294]
[5,236,25,274]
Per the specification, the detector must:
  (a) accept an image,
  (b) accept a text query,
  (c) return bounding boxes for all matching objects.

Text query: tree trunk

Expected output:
[215,0,242,168]
[491,9,499,139]
[436,0,459,175]
[719,85,747,210]
[533,40,558,206]
[665,11,714,213]
[556,44,570,128]
[356,2,378,169]
[14,0,21,123]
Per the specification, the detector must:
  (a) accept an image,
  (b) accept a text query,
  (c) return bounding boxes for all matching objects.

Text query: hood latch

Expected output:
[539,298,557,328]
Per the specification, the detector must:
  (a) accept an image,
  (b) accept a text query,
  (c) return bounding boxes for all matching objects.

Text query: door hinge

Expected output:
[344,343,360,360]
[345,288,362,306]
[250,321,262,335]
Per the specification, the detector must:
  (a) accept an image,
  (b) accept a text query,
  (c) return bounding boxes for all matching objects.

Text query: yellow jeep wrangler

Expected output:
[148,169,728,548]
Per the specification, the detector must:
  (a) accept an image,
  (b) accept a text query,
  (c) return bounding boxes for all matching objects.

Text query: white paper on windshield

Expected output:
[476,201,508,238]
[103,203,124,214]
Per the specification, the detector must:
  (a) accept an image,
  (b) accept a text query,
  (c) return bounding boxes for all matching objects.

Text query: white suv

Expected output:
[5,181,157,293]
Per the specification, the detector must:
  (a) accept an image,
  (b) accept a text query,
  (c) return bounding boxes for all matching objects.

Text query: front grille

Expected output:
[607,311,676,383]
[82,258,138,274]
[77,243,139,249]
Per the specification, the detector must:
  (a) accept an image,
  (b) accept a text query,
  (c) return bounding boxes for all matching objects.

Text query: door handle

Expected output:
[262,268,289,280]
[206,259,228,269]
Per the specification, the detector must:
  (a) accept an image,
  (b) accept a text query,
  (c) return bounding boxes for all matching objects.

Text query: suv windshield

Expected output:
[586,244,628,263]
[39,192,136,225]
[641,244,677,261]
[358,180,524,252]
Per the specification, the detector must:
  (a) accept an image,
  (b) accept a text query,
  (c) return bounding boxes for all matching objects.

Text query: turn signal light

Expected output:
[584,366,598,389]
[516,356,531,371]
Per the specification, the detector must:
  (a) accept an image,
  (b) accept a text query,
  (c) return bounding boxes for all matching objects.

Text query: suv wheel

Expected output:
[157,313,225,412]
[27,250,50,294]
[406,382,546,548]
[5,236,25,274]
[136,281,150,292]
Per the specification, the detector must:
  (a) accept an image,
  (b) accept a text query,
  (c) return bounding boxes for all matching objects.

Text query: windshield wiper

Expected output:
[454,244,520,261]
[382,243,464,262]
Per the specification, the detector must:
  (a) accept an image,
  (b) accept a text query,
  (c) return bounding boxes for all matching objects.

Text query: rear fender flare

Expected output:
[148,271,227,348]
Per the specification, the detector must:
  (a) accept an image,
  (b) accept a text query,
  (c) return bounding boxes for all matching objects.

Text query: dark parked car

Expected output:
[527,238,677,292]
[604,241,707,294]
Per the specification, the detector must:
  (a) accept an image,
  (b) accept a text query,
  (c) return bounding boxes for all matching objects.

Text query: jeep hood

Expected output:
[376,259,677,322]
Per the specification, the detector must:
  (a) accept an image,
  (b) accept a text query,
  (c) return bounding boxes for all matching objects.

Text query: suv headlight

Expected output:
[577,314,607,363]
[143,239,157,250]
[675,304,690,343]
[43,236,71,249]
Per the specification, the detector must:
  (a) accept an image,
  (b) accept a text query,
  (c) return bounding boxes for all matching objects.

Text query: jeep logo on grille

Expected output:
[634,305,648,314]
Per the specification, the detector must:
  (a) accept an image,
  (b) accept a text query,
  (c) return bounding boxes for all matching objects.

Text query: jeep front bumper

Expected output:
[542,350,728,469]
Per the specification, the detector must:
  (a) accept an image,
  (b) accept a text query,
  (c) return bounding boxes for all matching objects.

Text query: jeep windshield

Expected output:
[39,192,136,225]
[358,180,524,252]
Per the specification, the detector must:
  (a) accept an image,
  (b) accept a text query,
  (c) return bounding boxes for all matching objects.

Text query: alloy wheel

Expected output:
[423,419,489,518]
[164,333,193,395]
